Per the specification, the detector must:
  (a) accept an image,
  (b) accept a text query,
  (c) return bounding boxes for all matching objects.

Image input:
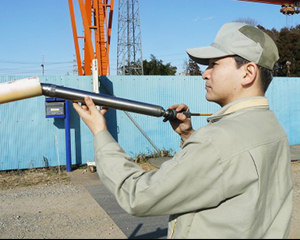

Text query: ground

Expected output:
[0,161,299,239]
[0,165,127,239]
[290,161,300,239]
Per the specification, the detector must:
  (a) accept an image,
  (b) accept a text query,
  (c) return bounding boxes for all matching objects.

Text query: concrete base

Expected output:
[148,157,171,169]
[291,145,300,161]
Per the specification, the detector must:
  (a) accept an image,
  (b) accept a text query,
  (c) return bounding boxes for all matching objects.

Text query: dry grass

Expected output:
[0,162,157,191]
[0,167,70,190]
[138,162,158,171]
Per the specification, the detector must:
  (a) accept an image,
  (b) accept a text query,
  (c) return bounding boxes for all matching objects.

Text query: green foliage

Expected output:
[143,54,177,75]
[184,58,202,76]
[258,24,300,77]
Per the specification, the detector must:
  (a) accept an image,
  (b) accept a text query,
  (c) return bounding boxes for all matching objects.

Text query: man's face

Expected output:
[202,56,244,107]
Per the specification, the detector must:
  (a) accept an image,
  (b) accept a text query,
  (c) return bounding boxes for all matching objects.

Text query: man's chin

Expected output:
[205,94,214,102]
[206,95,222,106]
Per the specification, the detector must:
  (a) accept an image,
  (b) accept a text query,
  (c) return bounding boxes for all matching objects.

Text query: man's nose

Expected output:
[202,67,210,80]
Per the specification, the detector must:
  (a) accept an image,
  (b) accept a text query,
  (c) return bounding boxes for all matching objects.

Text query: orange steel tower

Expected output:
[68,0,115,76]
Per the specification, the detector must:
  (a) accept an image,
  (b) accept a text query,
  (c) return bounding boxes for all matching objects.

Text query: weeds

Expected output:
[132,148,175,164]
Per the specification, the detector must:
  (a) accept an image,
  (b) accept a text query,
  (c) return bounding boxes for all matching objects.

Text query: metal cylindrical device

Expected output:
[0,78,206,120]
[41,83,167,118]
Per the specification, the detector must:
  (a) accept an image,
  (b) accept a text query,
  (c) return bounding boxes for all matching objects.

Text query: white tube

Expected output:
[0,77,43,104]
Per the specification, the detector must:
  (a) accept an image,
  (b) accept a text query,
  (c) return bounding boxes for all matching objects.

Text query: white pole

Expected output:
[92,59,99,94]
[88,59,99,171]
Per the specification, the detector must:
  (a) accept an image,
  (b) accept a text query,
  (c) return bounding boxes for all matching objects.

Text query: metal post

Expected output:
[64,100,72,172]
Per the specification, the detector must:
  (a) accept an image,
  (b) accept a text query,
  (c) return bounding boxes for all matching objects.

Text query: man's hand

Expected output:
[164,103,195,141]
[73,96,108,136]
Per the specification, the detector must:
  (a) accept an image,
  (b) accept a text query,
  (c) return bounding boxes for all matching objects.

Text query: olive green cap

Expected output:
[186,22,279,70]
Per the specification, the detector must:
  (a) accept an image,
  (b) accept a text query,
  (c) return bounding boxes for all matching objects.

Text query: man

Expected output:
[73,22,293,238]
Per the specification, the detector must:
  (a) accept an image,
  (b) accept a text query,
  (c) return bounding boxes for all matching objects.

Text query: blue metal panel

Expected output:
[266,77,300,145]
[101,76,300,157]
[0,76,94,171]
[100,76,219,157]
[1,75,300,171]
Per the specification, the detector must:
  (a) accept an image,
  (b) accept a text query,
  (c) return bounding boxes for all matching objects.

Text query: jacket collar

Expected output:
[207,97,269,123]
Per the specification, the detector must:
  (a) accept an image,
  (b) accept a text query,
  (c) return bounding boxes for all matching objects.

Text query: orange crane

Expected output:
[68,0,115,76]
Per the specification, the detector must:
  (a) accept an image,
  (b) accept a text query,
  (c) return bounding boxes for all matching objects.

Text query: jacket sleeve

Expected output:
[93,130,224,217]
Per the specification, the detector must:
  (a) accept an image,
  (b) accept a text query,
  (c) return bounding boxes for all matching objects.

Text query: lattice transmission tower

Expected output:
[117,0,143,75]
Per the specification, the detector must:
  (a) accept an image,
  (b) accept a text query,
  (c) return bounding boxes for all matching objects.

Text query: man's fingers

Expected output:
[168,103,189,113]
[176,103,189,113]
[82,105,88,111]
[73,102,90,119]
[84,96,97,109]
[73,98,105,117]
[177,112,188,121]
[73,102,82,113]
[100,106,108,115]
[84,96,106,115]
[100,108,108,115]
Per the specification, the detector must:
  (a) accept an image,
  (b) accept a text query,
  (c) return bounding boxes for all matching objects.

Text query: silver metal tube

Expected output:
[41,83,167,118]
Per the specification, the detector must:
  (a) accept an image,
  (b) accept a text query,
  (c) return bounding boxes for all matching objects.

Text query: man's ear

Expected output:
[241,62,258,87]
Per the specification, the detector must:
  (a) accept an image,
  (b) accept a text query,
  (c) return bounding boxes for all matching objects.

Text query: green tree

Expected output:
[233,18,300,77]
[258,24,300,77]
[143,54,177,75]
[184,58,202,76]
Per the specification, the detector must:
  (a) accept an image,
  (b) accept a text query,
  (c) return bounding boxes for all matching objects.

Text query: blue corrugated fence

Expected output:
[0,76,299,171]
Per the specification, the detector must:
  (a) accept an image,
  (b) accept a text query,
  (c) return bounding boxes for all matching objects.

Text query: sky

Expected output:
[0,0,298,76]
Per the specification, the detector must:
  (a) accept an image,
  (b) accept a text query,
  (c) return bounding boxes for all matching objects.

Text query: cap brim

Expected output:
[186,46,232,65]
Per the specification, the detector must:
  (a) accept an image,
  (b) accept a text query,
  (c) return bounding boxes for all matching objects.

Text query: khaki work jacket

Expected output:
[94,96,293,239]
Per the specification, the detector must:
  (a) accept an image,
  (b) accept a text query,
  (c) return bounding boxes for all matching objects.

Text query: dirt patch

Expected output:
[0,166,70,191]
[0,163,156,191]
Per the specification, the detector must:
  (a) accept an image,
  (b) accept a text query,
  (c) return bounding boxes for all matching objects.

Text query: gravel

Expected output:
[0,182,126,239]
